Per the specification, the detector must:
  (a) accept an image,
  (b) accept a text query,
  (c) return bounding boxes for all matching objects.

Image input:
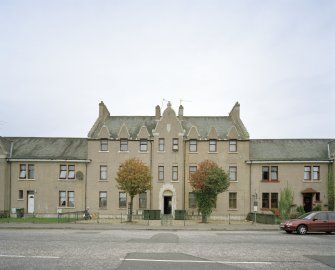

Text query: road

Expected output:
[0,229,335,270]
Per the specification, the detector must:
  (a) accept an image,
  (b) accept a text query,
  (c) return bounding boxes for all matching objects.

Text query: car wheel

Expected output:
[285,230,293,234]
[297,225,307,235]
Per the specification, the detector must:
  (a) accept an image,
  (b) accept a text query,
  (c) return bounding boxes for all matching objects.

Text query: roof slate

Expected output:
[4,137,88,160]
[250,139,332,161]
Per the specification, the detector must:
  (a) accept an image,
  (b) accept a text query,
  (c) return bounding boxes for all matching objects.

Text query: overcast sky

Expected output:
[0,0,334,139]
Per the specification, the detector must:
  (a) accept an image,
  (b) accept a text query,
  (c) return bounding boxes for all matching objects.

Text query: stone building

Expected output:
[0,101,334,218]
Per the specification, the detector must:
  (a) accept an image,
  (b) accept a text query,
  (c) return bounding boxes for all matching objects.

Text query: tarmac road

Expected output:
[1,228,335,270]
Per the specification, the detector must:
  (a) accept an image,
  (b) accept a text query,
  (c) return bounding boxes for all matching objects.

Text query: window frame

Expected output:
[172,138,179,151]
[313,166,320,180]
[158,166,164,181]
[304,166,311,180]
[172,166,178,181]
[99,191,107,209]
[119,192,127,208]
[100,139,108,151]
[189,139,197,152]
[189,192,197,208]
[229,166,237,182]
[209,139,217,152]
[229,192,237,209]
[100,165,108,180]
[120,139,128,152]
[139,139,148,152]
[139,192,147,209]
[229,140,237,152]
[159,138,165,152]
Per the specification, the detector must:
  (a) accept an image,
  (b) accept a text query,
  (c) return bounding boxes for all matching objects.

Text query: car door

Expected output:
[328,212,335,232]
[309,212,328,232]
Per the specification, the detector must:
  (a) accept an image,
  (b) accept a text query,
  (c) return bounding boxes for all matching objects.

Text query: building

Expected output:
[0,102,334,218]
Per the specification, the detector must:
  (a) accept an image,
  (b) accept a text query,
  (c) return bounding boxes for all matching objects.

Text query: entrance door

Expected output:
[164,196,172,215]
[27,191,35,214]
[303,194,313,213]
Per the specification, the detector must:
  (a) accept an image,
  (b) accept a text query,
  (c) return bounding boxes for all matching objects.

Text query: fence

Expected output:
[57,211,85,223]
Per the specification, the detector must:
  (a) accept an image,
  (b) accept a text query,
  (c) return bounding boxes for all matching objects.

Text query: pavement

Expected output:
[0,220,280,231]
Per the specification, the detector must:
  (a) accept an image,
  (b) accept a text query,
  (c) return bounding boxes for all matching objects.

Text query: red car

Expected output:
[280,211,335,235]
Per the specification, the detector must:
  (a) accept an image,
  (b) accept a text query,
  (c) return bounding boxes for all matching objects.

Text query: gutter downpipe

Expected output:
[8,141,13,215]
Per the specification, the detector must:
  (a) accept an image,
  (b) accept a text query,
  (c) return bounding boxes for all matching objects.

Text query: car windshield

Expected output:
[298,212,315,220]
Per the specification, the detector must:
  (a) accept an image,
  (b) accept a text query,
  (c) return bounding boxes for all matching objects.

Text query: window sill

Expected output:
[58,207,75,209]
[229,180,238,183]
[99,151,109,153]
[228,209,238,211]
[303,180,321,182]
[189,152,198,154]
[261,180,280,183]
[99,180,109,182]
[228,151,238,154]
[118,151,129,153]
[58,179,76,181]
[138,151,149,153]
[18,179,35,181]
[208,151,218,154]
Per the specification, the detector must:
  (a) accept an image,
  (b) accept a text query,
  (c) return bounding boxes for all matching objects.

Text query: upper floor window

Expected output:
[189,139,197,152]
[189,166,197,180]
[229,166,237,181]
[262,166,278,181]
[172,138,179,151]
[140,139,148,152]
[120,139,128,151]
[189,192,197,208]
[100,165,108,180]
[172,166,178,181]
[158,166,164,181]
[304,166,320,181]
[19,164,35,179]
[59,165,75,180]
[209,140,217,152]
[159,138,165,151]
[229,140,237,152]
[100,139,108,151]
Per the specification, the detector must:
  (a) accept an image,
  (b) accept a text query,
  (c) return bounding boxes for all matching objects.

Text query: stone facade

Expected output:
[0,102,334,218]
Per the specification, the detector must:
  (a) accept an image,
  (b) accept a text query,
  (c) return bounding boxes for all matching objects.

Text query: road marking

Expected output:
[121,258,272,265]
[0,254,60,259]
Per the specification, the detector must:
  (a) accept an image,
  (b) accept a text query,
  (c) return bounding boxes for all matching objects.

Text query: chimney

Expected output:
[155,105,161,120]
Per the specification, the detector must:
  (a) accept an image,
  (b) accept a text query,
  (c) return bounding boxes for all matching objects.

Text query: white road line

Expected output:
[0,254,60,259]
[121,258,272,265]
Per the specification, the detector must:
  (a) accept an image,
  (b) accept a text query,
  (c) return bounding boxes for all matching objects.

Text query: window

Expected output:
[172,138,179,151]
[229,140,237,152]
[313,166,320,180]
[119,192,127,208]
[59,191,75,207]
[140,139,148,152]
[59,165,75,180]
[271,166,278,180]
[262,166,269,181]
[189,139,197,152]
[229,166,237,181]
[139,192,147,209]
[209,140,217,152]
[159,138,165,151]
[100,165,108,180]
[67,191,75,207]
[68,165,75,179]
[100,139,108,151]
[229,192,237,209]
[262,193,269,208]
[189,166,197,179]
[271,193,278,208]
[189,192,197,208]
[120,139,128,151]
[316,192,321,202]
[262,193,278,209]
[18,190,23,200]
[172,166,178,181]
[304,166,311,180]
[158,166,164,181]
[99,192,107,209]
[19,164,34,179]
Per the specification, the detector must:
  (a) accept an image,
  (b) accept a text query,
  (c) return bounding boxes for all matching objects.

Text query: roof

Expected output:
[4,137,88,160]
[250,139,333,162]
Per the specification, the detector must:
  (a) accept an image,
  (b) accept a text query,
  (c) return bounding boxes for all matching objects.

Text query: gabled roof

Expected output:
[5,137,87,160]
[250,139,332,162]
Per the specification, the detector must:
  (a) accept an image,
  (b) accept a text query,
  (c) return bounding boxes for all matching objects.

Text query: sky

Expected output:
[0,0,334,139]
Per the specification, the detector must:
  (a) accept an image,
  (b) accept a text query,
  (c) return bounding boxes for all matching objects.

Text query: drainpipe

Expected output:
[8,141,13,215]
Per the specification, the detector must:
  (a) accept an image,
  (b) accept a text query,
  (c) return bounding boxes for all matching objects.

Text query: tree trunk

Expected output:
[201,214,208,223]
[128,196,134,222]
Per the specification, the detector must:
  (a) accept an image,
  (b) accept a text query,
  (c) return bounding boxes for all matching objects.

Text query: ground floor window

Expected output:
[59,191,75,207]
[99,191,107,209]
[262,192,278,209]
[229,192,237,209]
[189,192,197,208]
[139,192,147,209]
[119,192,127,208]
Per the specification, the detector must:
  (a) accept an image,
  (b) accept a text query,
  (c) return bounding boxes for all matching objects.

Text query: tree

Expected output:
[279,187,294,221]
[116,158,152,222]
[190,160,230,223]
